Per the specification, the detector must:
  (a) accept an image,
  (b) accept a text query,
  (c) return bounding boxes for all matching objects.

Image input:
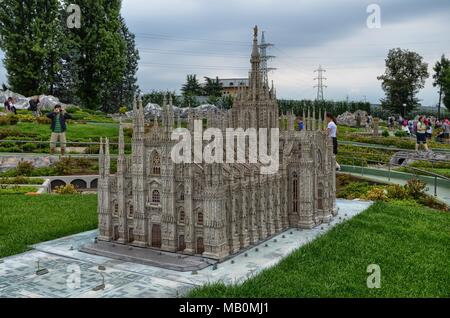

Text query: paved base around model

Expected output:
[0,199,372,298]
[80,241,216,272]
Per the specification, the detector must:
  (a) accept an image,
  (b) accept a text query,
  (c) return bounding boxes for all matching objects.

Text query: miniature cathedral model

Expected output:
[97,26,337,260]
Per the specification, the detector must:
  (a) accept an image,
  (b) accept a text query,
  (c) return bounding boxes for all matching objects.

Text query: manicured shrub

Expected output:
[22,142,38,152]
[405,178,427,197]
[382,130,390,137]
[119,106,128,114]
[364,187,388,201]
[36,116,51,125]
[394,130,408,138]
[386,184,408,200]
[54,184,79,194]
[0,114,19,126]
[16,161,34,176]
[17,114,35,123]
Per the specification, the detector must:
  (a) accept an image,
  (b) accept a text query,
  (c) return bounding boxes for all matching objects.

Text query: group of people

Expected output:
[398,115,450,152]
[3,96,41,116]
[2,97,71,155]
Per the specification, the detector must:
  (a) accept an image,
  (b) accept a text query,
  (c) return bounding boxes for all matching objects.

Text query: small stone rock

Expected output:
[98,265,106,271]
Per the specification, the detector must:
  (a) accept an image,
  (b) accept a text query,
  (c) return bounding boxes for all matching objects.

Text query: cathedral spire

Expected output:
[118,121,125,157]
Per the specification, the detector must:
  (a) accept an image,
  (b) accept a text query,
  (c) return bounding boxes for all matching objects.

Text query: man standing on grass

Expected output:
[47,105,72,156]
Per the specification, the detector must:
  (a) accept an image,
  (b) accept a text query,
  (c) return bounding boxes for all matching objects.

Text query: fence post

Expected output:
[434,176,437,197]
[388,162,391,182]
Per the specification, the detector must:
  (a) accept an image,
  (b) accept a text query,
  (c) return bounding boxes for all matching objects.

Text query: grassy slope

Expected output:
[0,194,97,258]
[1,122,119,142]
[189,201,450,298]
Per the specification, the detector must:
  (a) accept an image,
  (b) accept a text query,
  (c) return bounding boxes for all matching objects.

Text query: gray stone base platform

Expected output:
[80,241,216,272]
[0,199,372,298]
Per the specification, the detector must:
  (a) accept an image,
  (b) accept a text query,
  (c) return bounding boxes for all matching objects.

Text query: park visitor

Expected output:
[415,116,430,153]
[297,116,304,131]
[326,113,341,171]
[29,96,40,117]
[4,97,17,114]
[46,105,72,156]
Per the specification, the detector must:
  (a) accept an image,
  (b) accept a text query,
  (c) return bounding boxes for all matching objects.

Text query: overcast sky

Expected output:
[1,0,449,105]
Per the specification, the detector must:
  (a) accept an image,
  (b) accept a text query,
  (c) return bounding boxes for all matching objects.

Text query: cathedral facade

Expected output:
[97,27,337,260]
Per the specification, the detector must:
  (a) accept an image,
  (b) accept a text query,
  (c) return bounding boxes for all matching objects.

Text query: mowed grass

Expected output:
[2,122,119,142]
[0,194,98,258]
[189,201,450,298]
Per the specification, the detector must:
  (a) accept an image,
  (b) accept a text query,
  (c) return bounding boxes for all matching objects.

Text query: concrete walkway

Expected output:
[0,199,372,298]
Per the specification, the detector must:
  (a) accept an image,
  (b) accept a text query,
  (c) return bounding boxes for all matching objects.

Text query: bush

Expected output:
[0,176,45,185]
[84,144,100,154]
[119,106,128,114]
[36,116,51,125]
[16,161,34,176]
[22,142,38,152]
[405,178,427,197]
[364,187,388,201]
[394,130,408,138]
[54,184,79,194]
[17,114,35,123]
[386,184,408,200]
[338,182,372,200]
[382,130,389,137]
[0,114,19,126]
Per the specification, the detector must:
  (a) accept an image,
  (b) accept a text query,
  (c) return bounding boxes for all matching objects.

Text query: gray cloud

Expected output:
[1,0,449,105]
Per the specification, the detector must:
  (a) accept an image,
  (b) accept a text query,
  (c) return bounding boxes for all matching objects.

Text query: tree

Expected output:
[203,76,222,98]
[181,75,202,97]
[142,90,177,107]
[109,17,140,112]
[0,0,66,97]
[378,48,429,117]
[433,55,450,118]
[443,68,450,112]
[63,0,128,111]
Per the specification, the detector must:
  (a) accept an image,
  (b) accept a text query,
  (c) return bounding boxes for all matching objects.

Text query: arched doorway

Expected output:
[151,224,161,248]
[51,180,66,191]
[113,225,119,241]
[196,237,204,255]
[71,179,87,189]
[178,235,186,251]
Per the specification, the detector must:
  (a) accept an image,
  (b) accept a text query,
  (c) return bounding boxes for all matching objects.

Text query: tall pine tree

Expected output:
[0,0,66,96]
[64,0,127,111]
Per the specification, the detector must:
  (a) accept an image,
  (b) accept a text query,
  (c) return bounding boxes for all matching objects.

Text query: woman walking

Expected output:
[326,113,341,171]
[415,116,430,153]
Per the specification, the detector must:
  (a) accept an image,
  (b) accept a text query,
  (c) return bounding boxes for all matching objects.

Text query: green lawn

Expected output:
[1,121,120,142]
[0,194,98,258]
[188,201,450,298]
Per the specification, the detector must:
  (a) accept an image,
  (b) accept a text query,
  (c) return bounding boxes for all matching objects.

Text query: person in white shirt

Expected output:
[326,113,341,171]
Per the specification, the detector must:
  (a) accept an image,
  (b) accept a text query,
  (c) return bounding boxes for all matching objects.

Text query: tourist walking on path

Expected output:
[326,113,341,171]
[415,116,430,153]
[46,105,72,156]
